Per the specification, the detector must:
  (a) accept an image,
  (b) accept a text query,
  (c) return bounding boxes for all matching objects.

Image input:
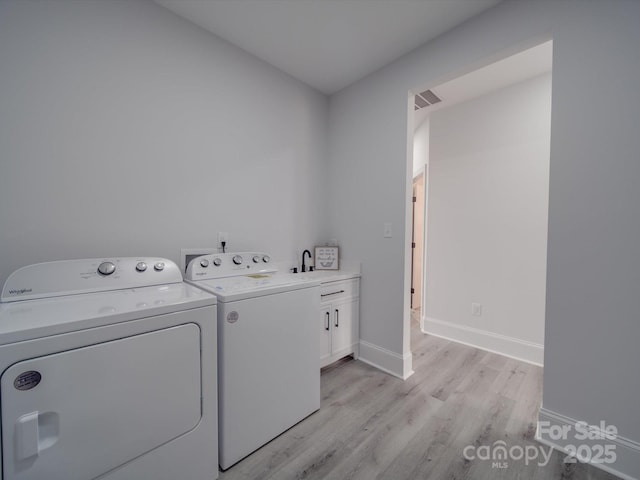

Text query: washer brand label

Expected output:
[14,371,41,391]
[227,311,239,324]
[8,288,32,296]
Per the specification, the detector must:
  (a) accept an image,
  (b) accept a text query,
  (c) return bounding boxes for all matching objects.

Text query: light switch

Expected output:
[383,223,392,238]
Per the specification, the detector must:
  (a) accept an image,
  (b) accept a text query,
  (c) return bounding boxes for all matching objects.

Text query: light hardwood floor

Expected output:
[218,318,620,480]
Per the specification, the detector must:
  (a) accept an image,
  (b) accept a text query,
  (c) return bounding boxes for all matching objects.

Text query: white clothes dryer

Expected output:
[185,252,320,470]
[0,257,218,480]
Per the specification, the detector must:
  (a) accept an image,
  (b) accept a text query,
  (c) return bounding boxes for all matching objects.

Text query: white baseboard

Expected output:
[358,340,414,380]
[423,316,544,366]
[537,407,640,480]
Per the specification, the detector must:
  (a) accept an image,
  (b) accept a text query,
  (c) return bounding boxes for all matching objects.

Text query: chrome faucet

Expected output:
[301,249,312,272]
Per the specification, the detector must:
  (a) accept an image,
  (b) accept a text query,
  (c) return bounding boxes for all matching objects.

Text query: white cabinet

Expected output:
[319,278,359,368]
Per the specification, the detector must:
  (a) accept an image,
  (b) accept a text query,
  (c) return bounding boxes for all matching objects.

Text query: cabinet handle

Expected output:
[325,312,330,331]
[321,290,345,298]
[335,309,339,328]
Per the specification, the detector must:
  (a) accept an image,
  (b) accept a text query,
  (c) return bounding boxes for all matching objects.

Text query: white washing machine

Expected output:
[0,257,218,480]
[185,252,320,470]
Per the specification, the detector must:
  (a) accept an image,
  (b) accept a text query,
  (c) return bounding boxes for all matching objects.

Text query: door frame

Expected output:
[411,165,428,331]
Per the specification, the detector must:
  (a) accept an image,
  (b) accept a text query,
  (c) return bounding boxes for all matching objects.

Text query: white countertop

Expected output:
[294,270,360,283]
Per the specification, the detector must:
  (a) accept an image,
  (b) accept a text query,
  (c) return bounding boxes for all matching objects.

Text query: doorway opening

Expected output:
[407,39,552,368]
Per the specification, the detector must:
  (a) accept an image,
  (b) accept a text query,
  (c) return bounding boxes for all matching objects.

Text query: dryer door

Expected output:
[1,323,202,480]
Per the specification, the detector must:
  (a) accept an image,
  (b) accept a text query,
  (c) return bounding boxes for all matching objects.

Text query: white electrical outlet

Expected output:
[383,223,392,238]
[472,302,482,317]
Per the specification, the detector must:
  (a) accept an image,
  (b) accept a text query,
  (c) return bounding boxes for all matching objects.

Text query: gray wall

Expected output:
[327,0,640,475]
[425,74,551,365]
[0,0,328,285]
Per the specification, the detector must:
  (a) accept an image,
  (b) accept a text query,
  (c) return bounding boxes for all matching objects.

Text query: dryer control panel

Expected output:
[186,252,275,280]
[1,257,183,302]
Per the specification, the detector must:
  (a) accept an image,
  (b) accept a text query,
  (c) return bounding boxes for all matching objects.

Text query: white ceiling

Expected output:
[154,0,502,94]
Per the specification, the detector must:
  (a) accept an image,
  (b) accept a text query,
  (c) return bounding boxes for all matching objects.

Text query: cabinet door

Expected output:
[320,308,332,363]
[331,299,357,355]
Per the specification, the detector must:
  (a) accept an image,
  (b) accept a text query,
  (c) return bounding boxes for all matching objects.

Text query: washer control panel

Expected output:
[1,257,183,302]
[185,252,274,280]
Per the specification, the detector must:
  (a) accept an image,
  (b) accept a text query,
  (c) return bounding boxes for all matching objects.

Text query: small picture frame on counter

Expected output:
[314,246,339,270]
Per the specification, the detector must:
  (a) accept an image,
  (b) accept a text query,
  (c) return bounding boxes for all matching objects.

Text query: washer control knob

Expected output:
[154,262,165,272]
[263,255,270,263]
[135,262,147,272]
[252,255,261,263]
[98,261,116,276]
[232,255,243,265]
[212,258,222,266]
[200,259,209,268]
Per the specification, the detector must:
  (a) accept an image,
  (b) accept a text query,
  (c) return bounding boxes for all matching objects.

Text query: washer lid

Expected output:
[187,272,320,302]
[0,282,216,346]
[1,257,184,303]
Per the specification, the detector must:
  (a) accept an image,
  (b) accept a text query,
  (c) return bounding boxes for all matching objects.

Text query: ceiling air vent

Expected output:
[414,89,442,110]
